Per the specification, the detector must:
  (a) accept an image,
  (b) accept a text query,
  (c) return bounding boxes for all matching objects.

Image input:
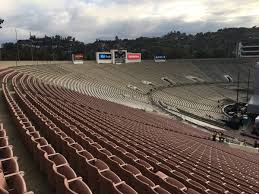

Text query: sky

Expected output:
[0,0,259,44]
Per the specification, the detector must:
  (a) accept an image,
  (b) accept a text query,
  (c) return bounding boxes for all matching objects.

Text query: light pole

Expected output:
[247,69,250,102]
[236,72,240,104]
[15,28,20,67]
[0,44,2,61]
[30,32,34,64]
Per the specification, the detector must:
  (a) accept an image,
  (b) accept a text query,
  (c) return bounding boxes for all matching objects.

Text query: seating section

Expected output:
[1,66,259,194]
[2,71,92,194]
[16,58,255,122]
[0,69,35,194]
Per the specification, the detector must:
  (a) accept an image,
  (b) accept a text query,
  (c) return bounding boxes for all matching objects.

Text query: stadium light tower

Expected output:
[15,28,20,67]
[0,44,2,60]
[236,72,240,104]
[0,18,4,29]
[247,69,250,102]
[30,32,34,64]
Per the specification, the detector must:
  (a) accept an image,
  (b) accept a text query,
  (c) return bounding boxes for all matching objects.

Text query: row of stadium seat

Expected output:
[3,64,259,194]
[15,60,251,123]
[16,73,175,193]
[2,71,92,194]
[12,72,143,194]
[0,123,32,194]
[16,72,259,194]
[0,69,33,194]
[17,65,150,110]
[36,78,259,192]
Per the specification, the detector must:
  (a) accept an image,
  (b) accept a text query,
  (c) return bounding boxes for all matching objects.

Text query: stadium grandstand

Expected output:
[236,39,259,57]
[0,56,259,194]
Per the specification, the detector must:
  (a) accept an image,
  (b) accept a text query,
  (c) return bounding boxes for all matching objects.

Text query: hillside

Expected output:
[1,27,259,60]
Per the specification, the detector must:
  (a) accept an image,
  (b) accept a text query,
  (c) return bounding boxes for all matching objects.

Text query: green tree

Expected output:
[0,18,4,28]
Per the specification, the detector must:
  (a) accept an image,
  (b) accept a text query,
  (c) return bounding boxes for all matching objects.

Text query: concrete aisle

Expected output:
[0,88,54,194]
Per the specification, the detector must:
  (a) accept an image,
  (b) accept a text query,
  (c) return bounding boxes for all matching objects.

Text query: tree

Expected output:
[0,18,4,29]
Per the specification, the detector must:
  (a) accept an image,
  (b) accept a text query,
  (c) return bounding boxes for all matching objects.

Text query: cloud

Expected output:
[0,0,259,44]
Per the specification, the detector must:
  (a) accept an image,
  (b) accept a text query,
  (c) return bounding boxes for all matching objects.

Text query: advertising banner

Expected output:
[154,55,166,62]
[72,53,84,64]
[99,53,112,60]
[96,52,112,64]
[127,53,141,60]
[127,53,141,63]
[96,50,141,64]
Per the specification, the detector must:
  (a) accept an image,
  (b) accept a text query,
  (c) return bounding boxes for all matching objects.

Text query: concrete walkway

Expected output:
[0,87,54,194]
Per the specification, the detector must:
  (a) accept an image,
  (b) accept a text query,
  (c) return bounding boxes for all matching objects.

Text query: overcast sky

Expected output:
[0,0,259,44]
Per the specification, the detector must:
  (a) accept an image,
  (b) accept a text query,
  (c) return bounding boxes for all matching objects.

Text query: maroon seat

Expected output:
[0,137,8,147]
[0,146,13,159]
[116,147,128,154]
[71,150,94,183]
[26,131,40,148]
[37,145,56,172]
[32,137,48,147]
[100,149,113,157]
[114,182,138,194]
[46,153,68,186]
[135,150,148,157]
[206,181,225,193]
[0,130,7,138]
[19,121,31,129]
[109,155,125,167]
[190,173,207,185]
[70,131,84,144]
[100,170,122,194]
[0,157,19,175]
[166,176,187,191]
[187,179,207,193]
[186,188,200,194]
[171,170,188,183]
[65,178,92,194]
[107,141,117,148]
[31,137,48,160]
[91,142,102,150]
[225,184,241,194]
[138,174,156,187]
[64,143,84,159]
[80,137,94,148]
[124,152,138,163]
[29,131,40,140]
[22,126,36,135]
[60,137,75,154]
[48,126,62,139]
[87,159,109,192]
[153,186,171,194]
[78,150,94,162]
[0,170,8,191]
[53,164,79,194]
[122,164,141,176]
[136,159,153,170]
[5,172,27,194]
[206,189,218,194]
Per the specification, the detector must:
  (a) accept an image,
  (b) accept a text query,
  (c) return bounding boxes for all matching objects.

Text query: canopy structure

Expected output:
[247,95,259,114]
[247,62,259,114]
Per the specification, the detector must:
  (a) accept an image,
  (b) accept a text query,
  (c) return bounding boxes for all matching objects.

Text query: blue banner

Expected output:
[99,53,112,59]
